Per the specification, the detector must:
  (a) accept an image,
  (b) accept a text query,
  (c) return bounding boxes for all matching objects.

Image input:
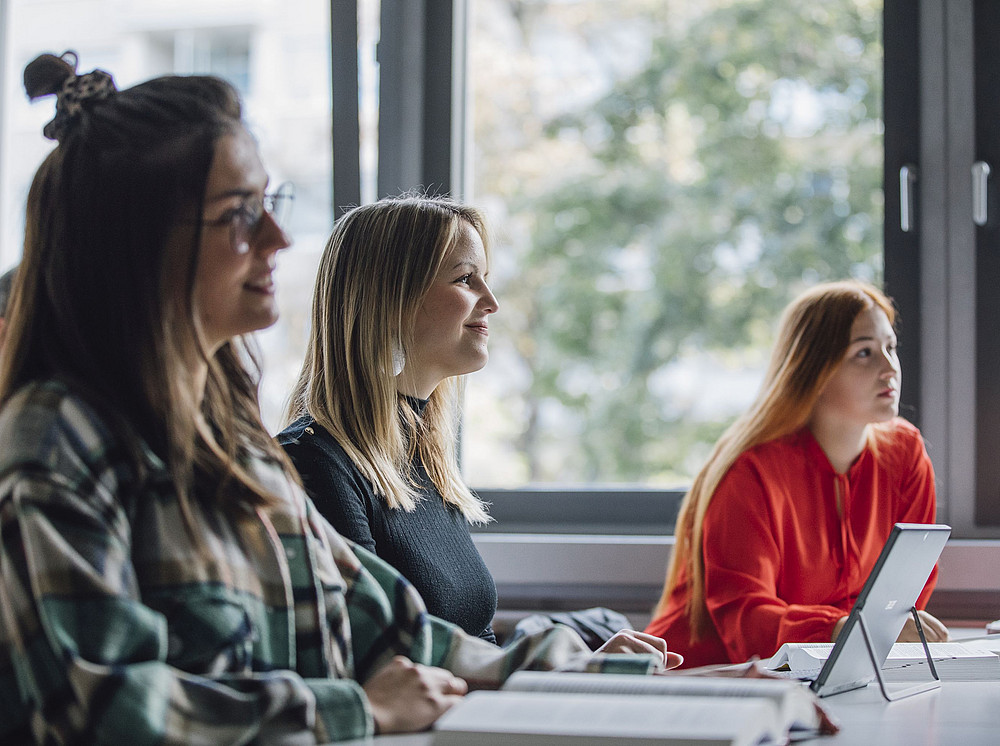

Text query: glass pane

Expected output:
[465,0,884,488]
[0,0,332,431]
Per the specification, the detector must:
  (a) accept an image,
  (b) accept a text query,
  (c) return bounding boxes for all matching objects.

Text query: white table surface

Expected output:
[333,680,1000,745]
[800,680,1000,745]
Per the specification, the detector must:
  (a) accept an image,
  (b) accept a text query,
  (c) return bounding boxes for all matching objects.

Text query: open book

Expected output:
[431,671,825,746]
[766,641,1000,681]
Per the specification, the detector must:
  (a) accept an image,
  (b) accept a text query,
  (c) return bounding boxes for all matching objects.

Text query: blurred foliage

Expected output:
[470,0,883,484]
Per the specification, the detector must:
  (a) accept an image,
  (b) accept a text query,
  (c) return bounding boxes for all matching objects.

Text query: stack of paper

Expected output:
[766,641,1000,681]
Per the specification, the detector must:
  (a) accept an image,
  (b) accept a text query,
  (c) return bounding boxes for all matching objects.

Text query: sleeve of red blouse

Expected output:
[894,427,939,608]
[702,459,846,663]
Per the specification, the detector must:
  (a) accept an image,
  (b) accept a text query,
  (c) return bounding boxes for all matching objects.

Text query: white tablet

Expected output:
[810,522,951,699]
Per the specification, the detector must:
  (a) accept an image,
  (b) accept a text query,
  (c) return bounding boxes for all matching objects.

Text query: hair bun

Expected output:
[23,51,78,101]
[23,51,117,142]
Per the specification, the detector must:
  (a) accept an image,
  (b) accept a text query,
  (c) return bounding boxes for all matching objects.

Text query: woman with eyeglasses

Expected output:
[0,52,666,746]
[645,281,948,668]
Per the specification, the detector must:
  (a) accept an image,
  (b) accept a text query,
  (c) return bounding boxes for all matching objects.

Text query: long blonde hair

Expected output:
[286,196,491,522]
[654,280,897,635]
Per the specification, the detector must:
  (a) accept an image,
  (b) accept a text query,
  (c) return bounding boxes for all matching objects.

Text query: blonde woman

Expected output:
[280,197,677,662]
[280,196,501,642]
[645,280,949,668]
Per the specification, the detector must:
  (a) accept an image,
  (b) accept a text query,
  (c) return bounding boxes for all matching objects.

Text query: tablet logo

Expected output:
[885,600,898,610]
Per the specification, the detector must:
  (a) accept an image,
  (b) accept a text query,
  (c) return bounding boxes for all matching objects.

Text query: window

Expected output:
[888,0,1000,540]
[3,0,998,618]
[463,0,885,490]
[0,0,333,431]
[153,28,252,95]
[365,0,999,620]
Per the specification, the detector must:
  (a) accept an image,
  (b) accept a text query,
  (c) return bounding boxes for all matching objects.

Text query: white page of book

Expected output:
[432,691,781,746]
[501,670,818,731]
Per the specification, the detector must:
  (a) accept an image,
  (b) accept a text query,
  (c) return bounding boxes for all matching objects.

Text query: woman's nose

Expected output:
[481,284,499,314]
[881,347,900,374]
[256,210,292,254]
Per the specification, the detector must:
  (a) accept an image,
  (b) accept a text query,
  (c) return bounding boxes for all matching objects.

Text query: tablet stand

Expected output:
[857,606,941,701]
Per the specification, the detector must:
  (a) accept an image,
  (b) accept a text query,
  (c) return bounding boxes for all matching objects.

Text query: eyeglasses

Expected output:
[201,181,294,254]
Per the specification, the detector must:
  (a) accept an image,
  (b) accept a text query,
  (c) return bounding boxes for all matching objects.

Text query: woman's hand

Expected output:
[832,616,848,641]
[832,610,950,643]
[595,629,684,670]
[362,656,468,734]
[897,610,950,643]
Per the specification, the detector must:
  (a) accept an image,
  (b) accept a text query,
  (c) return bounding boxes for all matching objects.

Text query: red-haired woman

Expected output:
[646,280,949,667]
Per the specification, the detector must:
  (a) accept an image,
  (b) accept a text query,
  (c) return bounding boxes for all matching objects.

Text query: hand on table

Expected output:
[898,609,950,643]
[832,610,950,643]
[363,655,468,734]
[596,629,684,670]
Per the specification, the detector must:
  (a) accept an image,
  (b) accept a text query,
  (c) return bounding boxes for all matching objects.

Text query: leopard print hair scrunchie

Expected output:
[43,52,117,142]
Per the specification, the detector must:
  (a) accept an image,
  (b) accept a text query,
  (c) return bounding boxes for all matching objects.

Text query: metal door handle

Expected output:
[900,165,917,233]
[973,161,992,226]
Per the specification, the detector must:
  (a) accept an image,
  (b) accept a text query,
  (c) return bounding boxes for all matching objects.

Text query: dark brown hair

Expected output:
[3,52,289,514]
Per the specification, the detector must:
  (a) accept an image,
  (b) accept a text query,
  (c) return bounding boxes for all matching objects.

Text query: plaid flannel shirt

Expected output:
[0,379,657,745]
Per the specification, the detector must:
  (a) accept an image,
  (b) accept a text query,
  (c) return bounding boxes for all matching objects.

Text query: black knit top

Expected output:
[277,405,498,644]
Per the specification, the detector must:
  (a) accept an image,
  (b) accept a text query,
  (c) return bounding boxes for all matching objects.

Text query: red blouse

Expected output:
[646,418,938,668]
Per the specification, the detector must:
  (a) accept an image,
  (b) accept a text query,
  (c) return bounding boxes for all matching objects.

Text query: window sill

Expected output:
[473,534,1000,623]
